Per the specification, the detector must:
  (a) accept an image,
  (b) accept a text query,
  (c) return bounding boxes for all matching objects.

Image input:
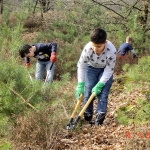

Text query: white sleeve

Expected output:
[77,48,89,82]
[77,67,85,82]
[100,49,116,84]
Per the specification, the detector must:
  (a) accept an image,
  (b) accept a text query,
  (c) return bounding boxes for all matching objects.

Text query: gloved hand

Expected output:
[50,52,57,63]
[25,62,30,68]
[75,82,85,99]
[133,54,138,59]
[92,82,104,96]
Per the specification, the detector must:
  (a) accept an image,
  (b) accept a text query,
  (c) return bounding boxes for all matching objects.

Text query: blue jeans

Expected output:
[84,65,113,114]
[35,60,55,83]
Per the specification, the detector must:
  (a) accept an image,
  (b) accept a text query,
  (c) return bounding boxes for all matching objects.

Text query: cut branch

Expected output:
[0,81,37,111]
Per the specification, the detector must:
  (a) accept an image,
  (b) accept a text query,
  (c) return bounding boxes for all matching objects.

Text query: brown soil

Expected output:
[50,80,150,150]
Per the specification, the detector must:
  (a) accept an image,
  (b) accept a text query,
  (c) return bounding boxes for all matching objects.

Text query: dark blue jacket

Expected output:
[117,43,133,56]
[25,43,57,63]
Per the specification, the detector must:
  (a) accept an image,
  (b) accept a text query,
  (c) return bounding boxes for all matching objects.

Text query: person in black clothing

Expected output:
[19,43,57,83]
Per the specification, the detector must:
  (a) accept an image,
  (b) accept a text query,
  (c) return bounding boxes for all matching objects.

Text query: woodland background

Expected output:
[0,0,150,149]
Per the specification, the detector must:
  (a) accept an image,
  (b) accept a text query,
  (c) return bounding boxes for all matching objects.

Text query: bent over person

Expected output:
[76,28,116,125]
[117,36,137,58]
[19,42,57,83]
[116,36,137,73]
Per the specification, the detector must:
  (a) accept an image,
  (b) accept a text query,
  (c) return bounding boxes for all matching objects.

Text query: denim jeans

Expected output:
[84,65,113,114]
[35,60,55,83]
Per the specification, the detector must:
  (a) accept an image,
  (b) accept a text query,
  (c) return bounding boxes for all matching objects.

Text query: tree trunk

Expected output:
[39,0,46,12]
[0,0,3,14]
[139,0,149,42]
[140,0,148,30]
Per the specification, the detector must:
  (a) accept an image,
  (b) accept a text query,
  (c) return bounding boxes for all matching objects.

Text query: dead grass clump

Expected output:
[22,11,59,30]
[21,32,38,43]
[0,14,4,25]
[0,12,42,30]
[11,106,63,150]
[0,12,18,27]
[23,14,42,30]
[8,13,17,27]
[114,54,138,74]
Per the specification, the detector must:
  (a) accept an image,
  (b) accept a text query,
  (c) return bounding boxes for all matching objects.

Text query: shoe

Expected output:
[95,112,106,125]
[84,112,93,121]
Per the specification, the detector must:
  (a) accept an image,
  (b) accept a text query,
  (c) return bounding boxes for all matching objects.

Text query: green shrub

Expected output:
[125,56,150,82]
[0,60,51,116]
[0,139,12,150]
[116,99,150,125]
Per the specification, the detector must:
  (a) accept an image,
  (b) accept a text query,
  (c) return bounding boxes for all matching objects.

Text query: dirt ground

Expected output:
[53,80,150,150]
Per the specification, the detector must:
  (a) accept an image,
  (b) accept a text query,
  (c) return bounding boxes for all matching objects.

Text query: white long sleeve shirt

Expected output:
[77,41,116,85]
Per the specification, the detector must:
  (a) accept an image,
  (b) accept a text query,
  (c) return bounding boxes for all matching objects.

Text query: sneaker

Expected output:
[84,112,93,121]
[95,112,106,125]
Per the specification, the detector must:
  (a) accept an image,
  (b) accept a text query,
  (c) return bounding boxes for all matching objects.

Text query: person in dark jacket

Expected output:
[115,36,138,73]
[117,36,137,58]
[19,43,57,83]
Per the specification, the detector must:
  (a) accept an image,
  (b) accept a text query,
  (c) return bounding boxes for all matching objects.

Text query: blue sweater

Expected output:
[117,43,133,56]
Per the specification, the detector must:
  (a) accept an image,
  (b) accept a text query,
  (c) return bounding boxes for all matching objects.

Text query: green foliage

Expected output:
[109,25,125,46]
[38,20,78,43]
[0,114,9,137]
[116,56,150,125]
[0,13,25,58]
[122,63,131,72]
[1,0,150,148]
[0,12,29,143]
[136,101,150,123]
[0,139,12,150]
[0,59,53,116]
[125,56,150,82]
[116,99,150,126]
[127,15,148,54]
[116,105,135,126]
[145,90,150,102]
[35,1,106,80]
[0,22,12,49]
[116,110,130,126]
[106,12,148,54]
[0,61,27,115]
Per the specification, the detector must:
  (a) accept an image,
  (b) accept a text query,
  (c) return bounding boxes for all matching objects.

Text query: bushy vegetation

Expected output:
[116,98,150,125]
[123,56,150,82]
[116,56,150,125]
[0,0,150,149]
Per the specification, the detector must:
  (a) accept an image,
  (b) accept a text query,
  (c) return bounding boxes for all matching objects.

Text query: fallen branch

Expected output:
[0,81,37,111]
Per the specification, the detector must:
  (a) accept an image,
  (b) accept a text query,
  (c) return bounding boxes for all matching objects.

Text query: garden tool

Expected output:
[66,94,83,131]
[45,63,54,83]
[66,93,95,131]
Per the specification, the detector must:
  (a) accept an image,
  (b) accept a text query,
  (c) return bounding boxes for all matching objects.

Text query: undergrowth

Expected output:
[0,0,150,149]
[116,98,150,125]
[116,56,150,126]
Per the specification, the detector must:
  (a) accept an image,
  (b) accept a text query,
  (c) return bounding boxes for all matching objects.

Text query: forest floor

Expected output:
[52,74,150,150]
[18,32,150,150]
